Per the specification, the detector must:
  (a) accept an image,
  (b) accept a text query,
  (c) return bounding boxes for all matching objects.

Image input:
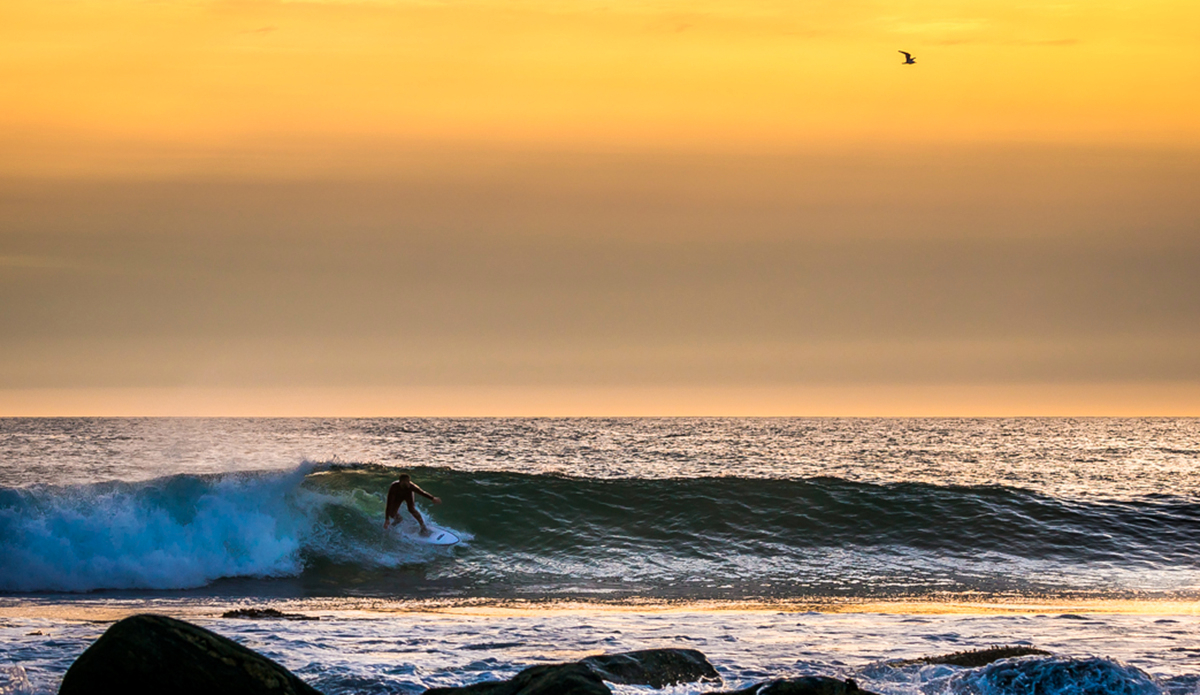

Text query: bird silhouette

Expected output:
[899,50,916,64]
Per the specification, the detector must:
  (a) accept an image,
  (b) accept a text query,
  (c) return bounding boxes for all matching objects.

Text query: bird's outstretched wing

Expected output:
[898,50,916,64]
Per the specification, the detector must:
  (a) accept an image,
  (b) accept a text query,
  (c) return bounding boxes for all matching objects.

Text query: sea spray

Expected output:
[0,464,467,593]
[0,468,314,592]
[952,657,1163,695]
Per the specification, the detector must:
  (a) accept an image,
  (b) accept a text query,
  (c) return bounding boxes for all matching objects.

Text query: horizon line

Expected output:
[2,383,1197,418]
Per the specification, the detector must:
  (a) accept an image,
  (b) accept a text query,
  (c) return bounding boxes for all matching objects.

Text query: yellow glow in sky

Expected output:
[3,1,1200,416]
[3,0,1200,171]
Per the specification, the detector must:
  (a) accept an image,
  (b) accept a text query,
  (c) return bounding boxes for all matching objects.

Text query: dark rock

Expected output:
[581,648,721,687]
[58,613,321,695]
[899,646,1051,668]
[223,608,319,621]
[424,663,610,695]
[711,676,875,695]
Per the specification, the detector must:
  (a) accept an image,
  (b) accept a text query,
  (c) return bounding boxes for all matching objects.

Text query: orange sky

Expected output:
[1,0,1199,415]
[3,0,1200,173]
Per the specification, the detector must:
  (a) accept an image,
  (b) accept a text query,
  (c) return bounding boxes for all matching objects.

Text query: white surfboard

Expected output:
[400,525,460,546]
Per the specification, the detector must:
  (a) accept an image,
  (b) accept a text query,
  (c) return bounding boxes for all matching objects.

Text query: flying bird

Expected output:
[899,50,916,64]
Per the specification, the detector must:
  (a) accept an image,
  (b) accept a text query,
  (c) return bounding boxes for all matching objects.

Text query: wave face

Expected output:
[3,464,1199,596]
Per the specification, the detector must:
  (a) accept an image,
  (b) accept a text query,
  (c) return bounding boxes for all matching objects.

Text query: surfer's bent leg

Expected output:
[407,499,428,531]
[384,481,404,528]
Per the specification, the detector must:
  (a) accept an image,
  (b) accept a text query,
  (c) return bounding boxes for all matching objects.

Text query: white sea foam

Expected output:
[950,656,1163,695]
[0,468,314,592]
[0,666,33,695]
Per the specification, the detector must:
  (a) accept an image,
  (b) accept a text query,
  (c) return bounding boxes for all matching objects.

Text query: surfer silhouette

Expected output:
[384,474,442,536]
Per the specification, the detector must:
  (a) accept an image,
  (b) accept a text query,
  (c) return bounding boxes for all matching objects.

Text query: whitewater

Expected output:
[1,418,1199,695]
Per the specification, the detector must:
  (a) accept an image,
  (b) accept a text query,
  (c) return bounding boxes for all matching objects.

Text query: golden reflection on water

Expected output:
[2,596,1197,623]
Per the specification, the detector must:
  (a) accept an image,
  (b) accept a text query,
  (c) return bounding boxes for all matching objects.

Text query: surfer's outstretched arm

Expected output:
[411,484,442,504]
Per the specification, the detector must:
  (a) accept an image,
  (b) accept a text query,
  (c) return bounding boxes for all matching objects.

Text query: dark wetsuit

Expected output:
[384,479,439,532]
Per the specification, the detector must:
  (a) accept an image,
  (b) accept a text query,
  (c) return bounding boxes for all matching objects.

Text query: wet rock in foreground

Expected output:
[711,676,876,695]
[424,663,610,695]
[223,607,320,621]
[582,648,721,687]
[58,613,321,695]
[899,646,1051,668]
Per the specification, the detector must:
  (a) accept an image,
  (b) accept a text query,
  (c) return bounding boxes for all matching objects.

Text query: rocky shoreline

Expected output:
[57,614,1050,695]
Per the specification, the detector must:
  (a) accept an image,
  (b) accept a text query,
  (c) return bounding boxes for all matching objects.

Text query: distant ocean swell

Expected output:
[2,464,1198,596]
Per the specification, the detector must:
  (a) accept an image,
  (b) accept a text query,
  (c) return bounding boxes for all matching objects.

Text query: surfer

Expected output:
[384,474,442,536]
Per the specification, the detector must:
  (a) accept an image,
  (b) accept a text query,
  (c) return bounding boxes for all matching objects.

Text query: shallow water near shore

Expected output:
[1,418,1198,694]
[3,600,1200,695]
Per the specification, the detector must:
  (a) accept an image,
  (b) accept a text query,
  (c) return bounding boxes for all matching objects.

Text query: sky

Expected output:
[1,0,1198,415]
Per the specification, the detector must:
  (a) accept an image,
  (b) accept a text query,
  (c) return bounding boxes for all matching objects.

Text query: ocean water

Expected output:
[1,418,1198,695]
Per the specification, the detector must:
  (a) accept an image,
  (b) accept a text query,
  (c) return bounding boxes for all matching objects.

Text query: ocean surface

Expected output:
[1,418,1198,695]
